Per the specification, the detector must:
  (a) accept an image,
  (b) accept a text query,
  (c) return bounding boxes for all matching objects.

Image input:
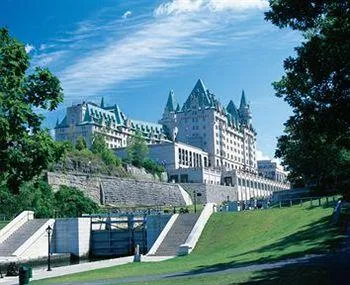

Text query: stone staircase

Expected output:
[0,219,49,256]
[154,213,200,256]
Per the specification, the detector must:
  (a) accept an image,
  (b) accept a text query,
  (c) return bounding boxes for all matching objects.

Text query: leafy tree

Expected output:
[54,185,100,217]
[126,131,149,167]
[75,136,87,151]
[0,28,63,193]
[142,158,165,178]
[265,1,350,192]
[91,133,107,154]
[18,180,55,218]
[90,133,121,167]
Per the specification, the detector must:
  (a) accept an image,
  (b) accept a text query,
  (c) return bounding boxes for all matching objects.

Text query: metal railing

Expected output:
[272,196,340,208]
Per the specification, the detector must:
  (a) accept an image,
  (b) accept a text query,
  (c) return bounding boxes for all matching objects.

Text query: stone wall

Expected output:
[46,172,187,207]
[180,183,238,204]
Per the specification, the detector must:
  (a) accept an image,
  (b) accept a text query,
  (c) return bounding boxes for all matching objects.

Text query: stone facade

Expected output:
[46,172,187,207]
[180,183,238,204]
[160,79,257,173]
[55,99,168,149]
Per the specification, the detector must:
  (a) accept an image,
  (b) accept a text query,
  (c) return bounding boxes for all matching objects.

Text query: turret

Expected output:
[159,89,179,141]
[238,90,252,126]
[164,89,177,113]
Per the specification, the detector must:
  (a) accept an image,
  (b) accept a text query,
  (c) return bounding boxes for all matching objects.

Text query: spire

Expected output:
[100,97,105,108]
[55,118,59,128]
[165,89,177,112]
[239,90,247,109]
[193,79,207,94]
[182,79,213,111]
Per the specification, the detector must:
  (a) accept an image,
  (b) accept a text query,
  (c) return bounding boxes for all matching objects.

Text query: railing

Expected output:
[272,196,340,208]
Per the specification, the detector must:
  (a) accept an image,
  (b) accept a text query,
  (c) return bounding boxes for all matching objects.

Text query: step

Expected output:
[155,213,200,256]
[0,219,49,256]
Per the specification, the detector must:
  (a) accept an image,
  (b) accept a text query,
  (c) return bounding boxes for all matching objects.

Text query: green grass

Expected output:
[0,221,8,230]
[32,203,342,285]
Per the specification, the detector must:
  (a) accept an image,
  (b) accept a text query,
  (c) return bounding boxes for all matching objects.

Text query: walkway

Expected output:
[0,255,173,285]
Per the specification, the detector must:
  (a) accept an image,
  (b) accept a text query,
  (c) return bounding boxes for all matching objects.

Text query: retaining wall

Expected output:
[180,183,238,204]
[46,172,188,207]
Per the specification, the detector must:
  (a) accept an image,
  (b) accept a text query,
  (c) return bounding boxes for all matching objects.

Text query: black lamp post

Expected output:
[193,190,197,213]
[46,225,52,271]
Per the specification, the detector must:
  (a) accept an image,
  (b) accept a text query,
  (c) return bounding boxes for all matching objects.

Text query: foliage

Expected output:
[91,133,107,154]
[0,28,63,193]
[54,185,100,218]
[90,133,121,167]
[0,180,100,219]
[19,180,55,218]
[75,136,87,151]
[142,158,165,178]
[126,131,149,167]
[265,1,350,191]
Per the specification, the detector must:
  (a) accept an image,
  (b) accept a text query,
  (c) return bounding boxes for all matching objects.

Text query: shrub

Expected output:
[54,185,100,217]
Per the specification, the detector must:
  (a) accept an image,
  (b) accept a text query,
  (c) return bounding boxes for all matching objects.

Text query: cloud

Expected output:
[122,10,132,19]
[256,149,270,161]
[32,0,270,100]
[256,149,283,167]
[154,0,268,16]
[25,44,35,54]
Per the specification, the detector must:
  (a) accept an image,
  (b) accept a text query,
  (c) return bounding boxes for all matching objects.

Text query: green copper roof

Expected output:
[114,105,124,125]
[165,89,177,112]
[239,90,247,109]
[182,79,213,111]
[130,119,164,134]
[56,115,68,128]
[227,100,239,126]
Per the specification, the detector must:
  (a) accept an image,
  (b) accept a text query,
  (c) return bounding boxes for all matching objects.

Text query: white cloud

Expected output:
[154,0,268,16]
[33,50,66,66]
[256,149,270,161]
[32,0,270,99]
[256,149,283,166]
[25,44,35,54]
[122,10,132,19]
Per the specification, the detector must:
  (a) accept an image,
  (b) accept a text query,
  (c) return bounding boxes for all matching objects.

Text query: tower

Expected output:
[159,89,178,141]
[239,90,252,127]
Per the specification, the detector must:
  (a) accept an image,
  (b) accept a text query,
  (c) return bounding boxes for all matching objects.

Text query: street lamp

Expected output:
[46,225,53,271]
[193,190,197,213]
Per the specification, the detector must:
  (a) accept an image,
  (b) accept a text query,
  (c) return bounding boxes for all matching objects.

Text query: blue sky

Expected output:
[1,0,302,159]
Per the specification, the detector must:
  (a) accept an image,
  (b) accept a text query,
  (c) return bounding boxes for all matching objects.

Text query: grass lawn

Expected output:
[126,266,334,285]
[32,202,342,285]
[0,221,8,230]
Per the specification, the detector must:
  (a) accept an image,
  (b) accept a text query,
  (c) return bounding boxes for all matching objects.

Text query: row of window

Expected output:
[178,148,206,167]
[238,178,284,192]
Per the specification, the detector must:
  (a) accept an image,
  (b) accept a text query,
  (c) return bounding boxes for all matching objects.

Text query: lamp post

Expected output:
[193,190,197,213]
[46,225,52,271]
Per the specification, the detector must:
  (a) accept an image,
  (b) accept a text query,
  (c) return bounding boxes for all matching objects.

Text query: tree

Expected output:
[126,131,149,167]
[54,185,100,217]
[265,1,350,192]
[0,28,63,193]
[91,133,107,154]
[90,133,121,167]
[75,136,87,151]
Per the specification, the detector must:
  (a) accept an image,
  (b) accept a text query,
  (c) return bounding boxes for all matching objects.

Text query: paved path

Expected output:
[48,254,330,285]
[0,255,173,285]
